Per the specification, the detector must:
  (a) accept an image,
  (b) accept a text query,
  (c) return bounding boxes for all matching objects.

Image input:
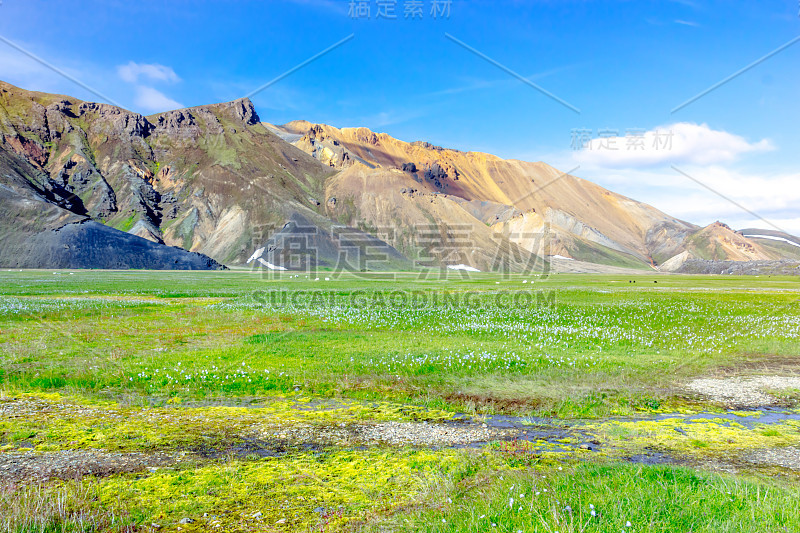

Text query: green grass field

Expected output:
[1,270,799,532]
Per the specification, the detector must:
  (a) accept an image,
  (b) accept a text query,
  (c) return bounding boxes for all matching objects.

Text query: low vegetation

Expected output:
[1,270,799,531]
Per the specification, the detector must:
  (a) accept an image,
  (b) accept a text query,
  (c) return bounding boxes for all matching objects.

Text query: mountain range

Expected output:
[1,80,798,272]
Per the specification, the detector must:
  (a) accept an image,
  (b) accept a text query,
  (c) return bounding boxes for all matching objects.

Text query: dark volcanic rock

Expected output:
[21,220,225,270]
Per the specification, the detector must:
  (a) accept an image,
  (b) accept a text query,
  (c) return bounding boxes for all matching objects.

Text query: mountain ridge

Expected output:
[269,120,781,269]
[0,80,792,272]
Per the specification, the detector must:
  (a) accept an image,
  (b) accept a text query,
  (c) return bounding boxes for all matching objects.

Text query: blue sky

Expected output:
[1,0,798,234]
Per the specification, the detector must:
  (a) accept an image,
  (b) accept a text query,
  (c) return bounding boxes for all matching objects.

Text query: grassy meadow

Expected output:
[1,269,799,532]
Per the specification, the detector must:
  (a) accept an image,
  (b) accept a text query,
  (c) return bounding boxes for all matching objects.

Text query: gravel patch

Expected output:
[743,446,800,471]
[0,396,105,419]
[268,421,517,447]
[361,422,514,446]
[0,450,177,482]
[686,376,800,407]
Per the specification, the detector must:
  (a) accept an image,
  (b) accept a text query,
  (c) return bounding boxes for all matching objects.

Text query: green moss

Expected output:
[110,213,137,232]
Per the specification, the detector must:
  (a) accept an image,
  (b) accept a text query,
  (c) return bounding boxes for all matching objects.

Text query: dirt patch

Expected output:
[714,355,800,376]
[0,450,178,483]
[444,392,540,414]
[686,376,800,407]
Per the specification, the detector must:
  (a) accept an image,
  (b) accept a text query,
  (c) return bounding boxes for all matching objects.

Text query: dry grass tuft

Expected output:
[0,481,134,533]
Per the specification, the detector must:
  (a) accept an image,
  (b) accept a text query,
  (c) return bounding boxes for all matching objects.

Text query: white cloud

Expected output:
[574,123,773,168]
[117,62,180,84]
[674,19,699,27]
[116,61,183,113]
[576,164,800,236]
[133,86,183,113]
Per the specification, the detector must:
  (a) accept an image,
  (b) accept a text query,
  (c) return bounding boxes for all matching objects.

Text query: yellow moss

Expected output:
[586,415,800,459]
[0,394,453,453]
[96,448,464,532]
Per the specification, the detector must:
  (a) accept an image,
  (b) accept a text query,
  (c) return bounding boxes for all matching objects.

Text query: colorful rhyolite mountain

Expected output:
[0,81,794,271]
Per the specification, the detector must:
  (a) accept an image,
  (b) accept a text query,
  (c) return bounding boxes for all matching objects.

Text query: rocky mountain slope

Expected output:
[0,81,405,270]
[738,228,800,261]
[0,135,222,269]
[268,121,780,270]
[1,80,793,272]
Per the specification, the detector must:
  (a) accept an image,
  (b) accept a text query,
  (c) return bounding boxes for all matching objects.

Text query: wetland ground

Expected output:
[1,270,799,532]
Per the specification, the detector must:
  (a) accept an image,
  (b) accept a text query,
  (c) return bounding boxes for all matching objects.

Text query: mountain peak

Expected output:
[215,97,259,125]
[148,97,259,126]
